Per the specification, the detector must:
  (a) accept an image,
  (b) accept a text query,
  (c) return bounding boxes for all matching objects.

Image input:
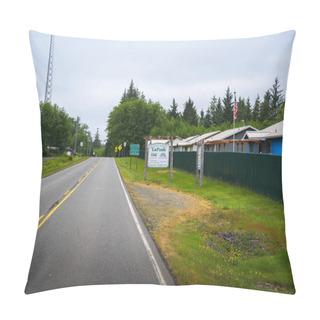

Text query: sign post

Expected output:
[118,144,122,157]
[196,141,199,184]
[200,139,204,187]
[170,136,173,182]
[144,138,148,180]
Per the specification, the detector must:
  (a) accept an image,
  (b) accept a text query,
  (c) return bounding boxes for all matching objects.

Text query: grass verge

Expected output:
[42,156,89,177]
[116,157,295,294]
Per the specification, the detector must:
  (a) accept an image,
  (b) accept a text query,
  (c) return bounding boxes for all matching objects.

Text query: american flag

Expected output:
[233,97,238,120]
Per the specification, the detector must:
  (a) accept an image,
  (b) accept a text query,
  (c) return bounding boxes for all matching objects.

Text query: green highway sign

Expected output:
[130,144,140,156]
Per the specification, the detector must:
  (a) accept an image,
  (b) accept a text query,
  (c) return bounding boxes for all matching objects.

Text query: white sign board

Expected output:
[197,145,201,169]
[148,143,169,168]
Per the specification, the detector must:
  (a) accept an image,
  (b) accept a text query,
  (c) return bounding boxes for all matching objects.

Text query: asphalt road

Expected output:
[25,157,174,294]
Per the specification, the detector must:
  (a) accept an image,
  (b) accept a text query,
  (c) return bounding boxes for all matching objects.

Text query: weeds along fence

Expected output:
[137,150,282,201]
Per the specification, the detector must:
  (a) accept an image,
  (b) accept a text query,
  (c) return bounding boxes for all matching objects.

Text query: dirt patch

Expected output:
[124,180,212,242]
[155,170,176,174]
[211,231,268,256]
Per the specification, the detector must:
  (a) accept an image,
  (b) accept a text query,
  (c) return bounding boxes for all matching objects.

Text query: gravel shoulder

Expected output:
[124,179,213,258]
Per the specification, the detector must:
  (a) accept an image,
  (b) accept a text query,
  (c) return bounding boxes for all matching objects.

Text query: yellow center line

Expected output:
[38,158,102,230]
[39,215,44,221]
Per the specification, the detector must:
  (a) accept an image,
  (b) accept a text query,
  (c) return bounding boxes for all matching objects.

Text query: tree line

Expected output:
[105,78,285,156]
[40,102,101,157]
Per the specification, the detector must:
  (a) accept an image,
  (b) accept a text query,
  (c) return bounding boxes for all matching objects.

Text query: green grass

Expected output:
[42,156,89,177]
[115,157,295,293]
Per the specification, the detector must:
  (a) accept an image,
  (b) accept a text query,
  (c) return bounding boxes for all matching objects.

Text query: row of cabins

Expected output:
[149,121,283,155]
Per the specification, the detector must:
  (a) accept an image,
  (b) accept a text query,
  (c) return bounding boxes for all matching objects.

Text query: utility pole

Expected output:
[74,116,79,153]
[44,35,54,103]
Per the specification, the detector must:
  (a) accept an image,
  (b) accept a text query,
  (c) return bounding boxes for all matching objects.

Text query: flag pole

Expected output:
[233,91,236,152]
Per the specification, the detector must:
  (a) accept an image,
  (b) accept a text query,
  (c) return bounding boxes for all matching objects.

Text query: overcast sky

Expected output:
[29,30,295,142]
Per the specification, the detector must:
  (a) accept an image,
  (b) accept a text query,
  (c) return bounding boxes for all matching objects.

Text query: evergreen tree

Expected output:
[120,89,127,104]
[260,90,271,123]
[222,87,234,123]
[120,80,141,103]
[127,79,140,99]
[244,97,252,121]
[236,97,246,123]
[215,98,224,126]
[209,95,217,125]
[182,97,198,126]
[168,98,179,118]
[93,128,101,149]
[203,107,212,128]
[270,77,284,121]
[199,109,205,126]
[276,101,285,122]
[140,91,146,101]
[252,95,261,122]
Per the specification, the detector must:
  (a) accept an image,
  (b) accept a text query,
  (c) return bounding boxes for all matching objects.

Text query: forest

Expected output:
[39,102,102,156]
[104,78,285,156]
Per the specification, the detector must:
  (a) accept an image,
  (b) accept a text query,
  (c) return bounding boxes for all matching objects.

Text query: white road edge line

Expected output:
[113,158,167,285]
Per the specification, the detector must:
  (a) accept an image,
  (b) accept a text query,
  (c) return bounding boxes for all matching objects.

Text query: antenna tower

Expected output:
[44,35,54,103]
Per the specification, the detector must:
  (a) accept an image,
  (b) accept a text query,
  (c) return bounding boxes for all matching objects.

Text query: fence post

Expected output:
[196,142,199,184]
[200,139,204,187]
[144,137,148,180]
[170,136,173,182]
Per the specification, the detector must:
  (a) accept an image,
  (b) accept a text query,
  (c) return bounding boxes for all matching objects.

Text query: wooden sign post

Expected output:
[196,141,199,184]
[170,136,173,182]
[200,139,204,187]
[144,137,148,180]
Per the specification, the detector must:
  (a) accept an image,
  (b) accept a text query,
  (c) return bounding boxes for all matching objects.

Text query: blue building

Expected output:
[243,121,283,155]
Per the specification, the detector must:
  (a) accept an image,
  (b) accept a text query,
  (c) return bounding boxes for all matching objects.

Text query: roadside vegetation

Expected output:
[116,157,295,294]
[42,154,89,177]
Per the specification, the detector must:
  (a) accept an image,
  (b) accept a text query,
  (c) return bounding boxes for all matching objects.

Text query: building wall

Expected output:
[270,137,282,155]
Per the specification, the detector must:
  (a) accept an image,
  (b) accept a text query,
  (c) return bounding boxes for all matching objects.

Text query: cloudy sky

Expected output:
[29,30,295,142]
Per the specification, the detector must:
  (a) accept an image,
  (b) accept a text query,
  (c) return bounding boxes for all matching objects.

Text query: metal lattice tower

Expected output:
[44,35,54,103]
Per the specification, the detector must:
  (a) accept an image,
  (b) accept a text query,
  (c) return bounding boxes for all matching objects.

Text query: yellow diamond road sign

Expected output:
[118,145,122,151]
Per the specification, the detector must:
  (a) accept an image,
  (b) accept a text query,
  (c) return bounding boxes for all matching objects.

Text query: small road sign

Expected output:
[130,144,140,156]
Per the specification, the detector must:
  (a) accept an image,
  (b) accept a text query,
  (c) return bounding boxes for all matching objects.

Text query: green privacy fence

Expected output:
[203,152,283,201]
[137,150,282,201]
[173,151,197,174]
[138,150,145,160]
